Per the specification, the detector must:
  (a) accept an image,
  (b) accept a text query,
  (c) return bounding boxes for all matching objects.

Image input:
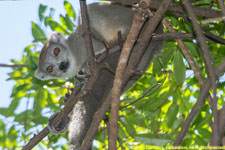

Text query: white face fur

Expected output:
[35,32,77,80]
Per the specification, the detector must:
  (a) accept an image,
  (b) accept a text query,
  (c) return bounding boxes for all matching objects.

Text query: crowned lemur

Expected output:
[35,2,163,149]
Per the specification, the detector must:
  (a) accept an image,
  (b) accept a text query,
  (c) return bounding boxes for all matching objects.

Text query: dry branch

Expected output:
[79,0,96,73]
[0,63,27,68]
[153,33,194,40]
[216,0,225,146]
[183,0,219,145]
[110,0,223,18]
[109,4,147,149]
[173,58,225,146]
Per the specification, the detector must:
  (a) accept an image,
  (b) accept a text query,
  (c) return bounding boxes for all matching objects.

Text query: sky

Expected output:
[0,0,95,109]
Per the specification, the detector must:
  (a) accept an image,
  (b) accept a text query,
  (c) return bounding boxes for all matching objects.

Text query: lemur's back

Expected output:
[67,2,134,71]
[87,2,134,46]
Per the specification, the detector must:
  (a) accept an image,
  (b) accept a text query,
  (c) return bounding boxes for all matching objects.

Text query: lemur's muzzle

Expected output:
[59,61,69,72]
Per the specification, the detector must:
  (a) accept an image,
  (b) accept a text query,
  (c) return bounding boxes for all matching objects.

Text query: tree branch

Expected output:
[109,2,148,148]
[79,0,96,74]
[173,57,225,146]
[0,63,27,68]
[110,0,223,18]
[152,33,194,40]
[218,0,225,15]
[183,0,219,145]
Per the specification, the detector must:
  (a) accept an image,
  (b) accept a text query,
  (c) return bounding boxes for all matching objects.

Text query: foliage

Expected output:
[0,0,225,149]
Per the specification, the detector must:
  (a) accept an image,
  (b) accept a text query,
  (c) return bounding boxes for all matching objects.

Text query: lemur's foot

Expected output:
[47,112,70,134]
[75,69,90,86]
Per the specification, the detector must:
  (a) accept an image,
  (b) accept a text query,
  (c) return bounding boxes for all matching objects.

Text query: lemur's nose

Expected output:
[59,61,69,72]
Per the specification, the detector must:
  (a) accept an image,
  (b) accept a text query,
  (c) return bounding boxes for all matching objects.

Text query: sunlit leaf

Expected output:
[32,22,47,44]
[8,125,18,142]
[198,128,211,138]
[47,20,69,35]
[60,14,75,31]
[64,1,76,21]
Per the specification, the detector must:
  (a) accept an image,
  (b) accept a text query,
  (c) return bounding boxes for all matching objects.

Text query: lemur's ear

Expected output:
[48,31,66,43]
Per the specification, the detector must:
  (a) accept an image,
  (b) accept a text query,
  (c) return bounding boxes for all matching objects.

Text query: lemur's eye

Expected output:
[47,66,53,73]
[53,48,61,56]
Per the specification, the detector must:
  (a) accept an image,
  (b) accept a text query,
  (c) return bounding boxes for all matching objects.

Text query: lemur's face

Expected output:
[35,32,76,80]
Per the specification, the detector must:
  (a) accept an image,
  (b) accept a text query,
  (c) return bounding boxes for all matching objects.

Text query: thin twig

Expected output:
[201,16,225,24]
[152,33,194,40]
[211,0,225,145]
[22,128,50,150]
[0,63,27,68]
[111,0,223,18]
[120,83,162,109]
[79,0,96,73]
[183,0,219,145]
[171,11,225,45]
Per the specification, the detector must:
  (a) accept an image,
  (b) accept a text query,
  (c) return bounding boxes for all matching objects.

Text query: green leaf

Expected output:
[173,51,186,86]
[60,14,75,31]
[33,90,47,116]
[183,41,199,57]
[49,8,55,18]
[166,103,179,128]
[32,115,48,124]
[135,134,172,146]
[47,20,69,35]
[195,113,212,129]
[195,135,207,145]
[64,1,76,21]
[0,108,11,117]
[14,110,32,123]
[8,125,18,142]
[171,15,178,27]
[39,4,47,21]
[0,98,20,117]
[183,22,193,33]
[198,128,211,138]
[173,116,184,130]
[153,44,175,76]
[11,84,29,98]
[31,22,47,44]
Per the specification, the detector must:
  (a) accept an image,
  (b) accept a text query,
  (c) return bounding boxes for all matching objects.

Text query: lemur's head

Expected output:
[35,32,76,80]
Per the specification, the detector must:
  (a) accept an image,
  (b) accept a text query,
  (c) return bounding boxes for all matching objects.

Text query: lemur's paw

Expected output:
[47,112,70,134]
[75,69,90,86]
[64,88,74,103]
